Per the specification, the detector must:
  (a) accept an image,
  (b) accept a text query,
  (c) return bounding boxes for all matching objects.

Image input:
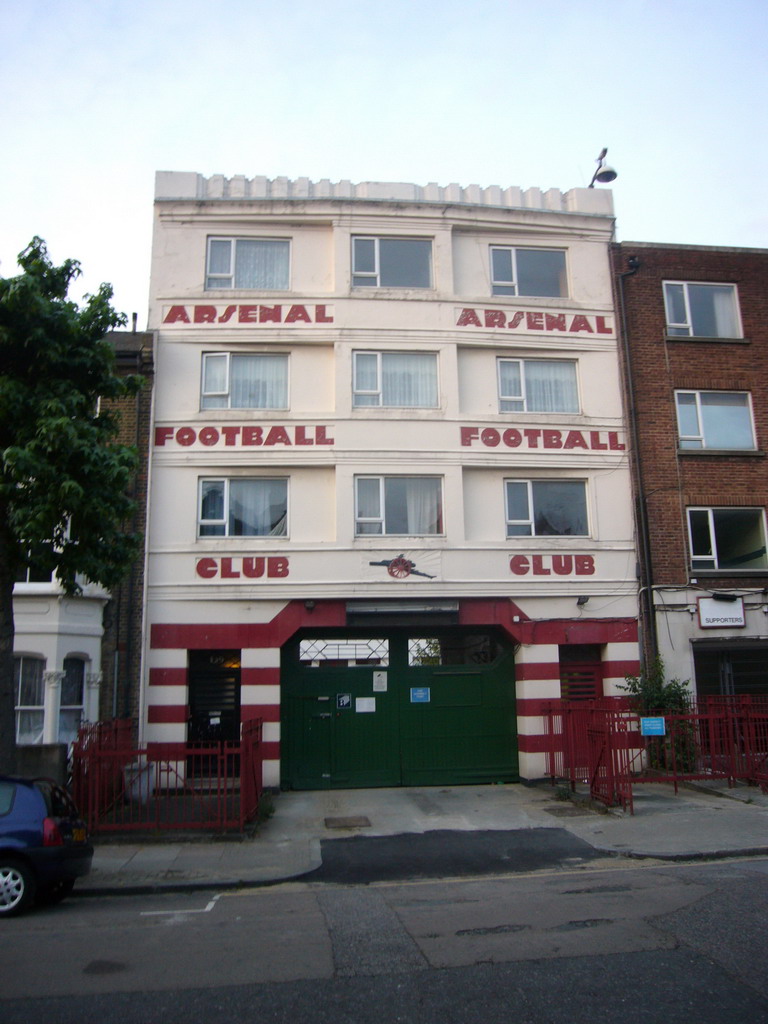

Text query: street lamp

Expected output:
[589,148,618,188]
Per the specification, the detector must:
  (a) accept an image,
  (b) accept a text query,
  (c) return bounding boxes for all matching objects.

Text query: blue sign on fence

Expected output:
[410,687,431,703]
[640,716,666,736]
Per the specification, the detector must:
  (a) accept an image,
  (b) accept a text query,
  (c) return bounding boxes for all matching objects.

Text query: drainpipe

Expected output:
[615,255,658,666]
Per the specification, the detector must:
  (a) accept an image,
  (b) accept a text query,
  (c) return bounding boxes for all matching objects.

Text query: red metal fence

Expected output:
[544,696,768,814]
[71,718,264,833]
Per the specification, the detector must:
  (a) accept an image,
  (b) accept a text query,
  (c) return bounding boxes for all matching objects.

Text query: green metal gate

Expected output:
[281,629,518,789]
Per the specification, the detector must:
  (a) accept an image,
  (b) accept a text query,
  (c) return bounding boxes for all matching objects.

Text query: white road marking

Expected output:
[140,893,222,916]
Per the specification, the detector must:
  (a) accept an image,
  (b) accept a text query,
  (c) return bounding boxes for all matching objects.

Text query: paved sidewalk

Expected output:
[78,780,768,896]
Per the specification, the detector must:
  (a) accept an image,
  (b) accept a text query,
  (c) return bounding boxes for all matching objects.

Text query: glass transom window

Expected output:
[206,238,290,290]
[352,237,432,288]
[506,480,588,536]
[663,282,740,338]
[675,391,755,450]
[353,351,438,407]
[498,359,579,413]
[490,247,567,297]
[199,478,288,537]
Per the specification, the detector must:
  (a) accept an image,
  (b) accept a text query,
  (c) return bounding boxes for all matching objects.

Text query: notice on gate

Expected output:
[373,672,388,692]
[410,687,431,703]
[356,697,376,713]
[640,717,666,736]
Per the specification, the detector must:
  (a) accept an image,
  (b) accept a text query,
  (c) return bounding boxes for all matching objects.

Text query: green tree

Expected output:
[0,238,142,772]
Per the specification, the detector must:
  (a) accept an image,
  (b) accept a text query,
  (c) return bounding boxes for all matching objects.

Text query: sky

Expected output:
[1,0,766,327]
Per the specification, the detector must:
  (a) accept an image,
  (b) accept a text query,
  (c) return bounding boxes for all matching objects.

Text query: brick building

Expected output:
[613,241,768,695]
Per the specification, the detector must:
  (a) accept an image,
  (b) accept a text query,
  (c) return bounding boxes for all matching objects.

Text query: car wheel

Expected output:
[0,860,36,917]
[37,878,76,906]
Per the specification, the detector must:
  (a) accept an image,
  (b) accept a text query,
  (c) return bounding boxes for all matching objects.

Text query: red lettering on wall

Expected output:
[222,426,241,445]
[315,305,334,322]
[564,430,589,450]
[265,426,292,446]
[218,305,237,323]
[163,306,190,324]
[194,306,217,323]
[456,308,482,327]
[569,315,594,333]
[242,426,264,445]
[242,558,265,578]
[485,310,506,328]
[480,428,501,447]
[268,557,289,578]
[220,558,240,578]
[196,558,218,579]
[259,305,282,323]
[523,429,541,448]
[507,311,525,329]
[155,426,174,446]
[574,555,595,575]
[545,313,567,331]
[316,426,334,445]
[176,427,196,446]
[543,430,563,449]
[552,555,573,575]
[461,427,479,446]
[199,427,219,446]
[531,555,551,575]
[285,305,311,323]
[590,431,608,450]
[526,312,544,330]
[238,306,259,323]
[502,428,522,448]
[609,432,625,450]
[294,426,313,446]
[509,555,530,575]
[595,316,613,334]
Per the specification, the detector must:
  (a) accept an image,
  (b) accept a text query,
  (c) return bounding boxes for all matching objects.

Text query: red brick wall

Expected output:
[612,243,768,616]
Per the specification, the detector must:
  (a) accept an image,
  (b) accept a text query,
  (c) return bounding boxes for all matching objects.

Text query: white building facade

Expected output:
[145,173,639,787]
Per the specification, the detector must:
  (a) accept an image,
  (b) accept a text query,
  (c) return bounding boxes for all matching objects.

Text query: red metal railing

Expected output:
[544,696,768,813]
[71,719,264,833]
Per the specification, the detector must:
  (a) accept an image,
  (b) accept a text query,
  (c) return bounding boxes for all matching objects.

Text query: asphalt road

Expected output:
[1,858,767,1023]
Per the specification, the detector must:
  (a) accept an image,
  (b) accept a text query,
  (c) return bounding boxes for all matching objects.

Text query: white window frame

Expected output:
[675,390,755,450]
[198,477,289,538]
[205,237,290,290]
[14,656,45,745]
[355,476,444,536]
[497,358,580,413]
[59,657,86,745]
[663,281,742,338]
[490,246,567,297]
[201,352,289,410]
[505,479,590,537]
[351,236,433,289]
[352,351,439,408]
[688,507,768,571]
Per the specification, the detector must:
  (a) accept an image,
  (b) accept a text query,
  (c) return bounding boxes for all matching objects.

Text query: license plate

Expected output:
[72,827,86,842]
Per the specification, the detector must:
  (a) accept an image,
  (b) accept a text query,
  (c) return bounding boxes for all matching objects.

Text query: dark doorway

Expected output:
[188,650,242,744]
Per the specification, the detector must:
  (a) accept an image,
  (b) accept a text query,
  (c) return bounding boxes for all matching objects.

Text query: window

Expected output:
[352,237,432,288]
[688,508,767,570]
[59,657,85,745]
[355,476,443,535]
[497,359,579,413]
[505,480,588,536]
[206,238,289,290]
[199,478,287,537]
[663,282,740,338]
[675,391,755,450]
[353,351,438,408]
[201,353,288,410]
[490,247,567,297]
[14,656,45,745]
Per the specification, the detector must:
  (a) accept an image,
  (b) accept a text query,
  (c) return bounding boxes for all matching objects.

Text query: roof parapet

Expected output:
[155,171,613,217]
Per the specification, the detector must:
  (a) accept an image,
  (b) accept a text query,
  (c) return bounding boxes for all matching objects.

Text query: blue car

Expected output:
[0,776,93,916]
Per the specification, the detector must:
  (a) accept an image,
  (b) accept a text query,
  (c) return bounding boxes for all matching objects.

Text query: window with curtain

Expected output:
[497,358,579,413]
[352,237,432,288]
[14,656,45,745]
[206,238,290,289]
[490,247,567,297]
[355,476,443,535]
[59,657,86,744]
[199,478,288,537]
[505,480,589,536]
[663,282,741,338]
[675,391,755,449]
[201,353,288,409]
[353,351,438,407]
